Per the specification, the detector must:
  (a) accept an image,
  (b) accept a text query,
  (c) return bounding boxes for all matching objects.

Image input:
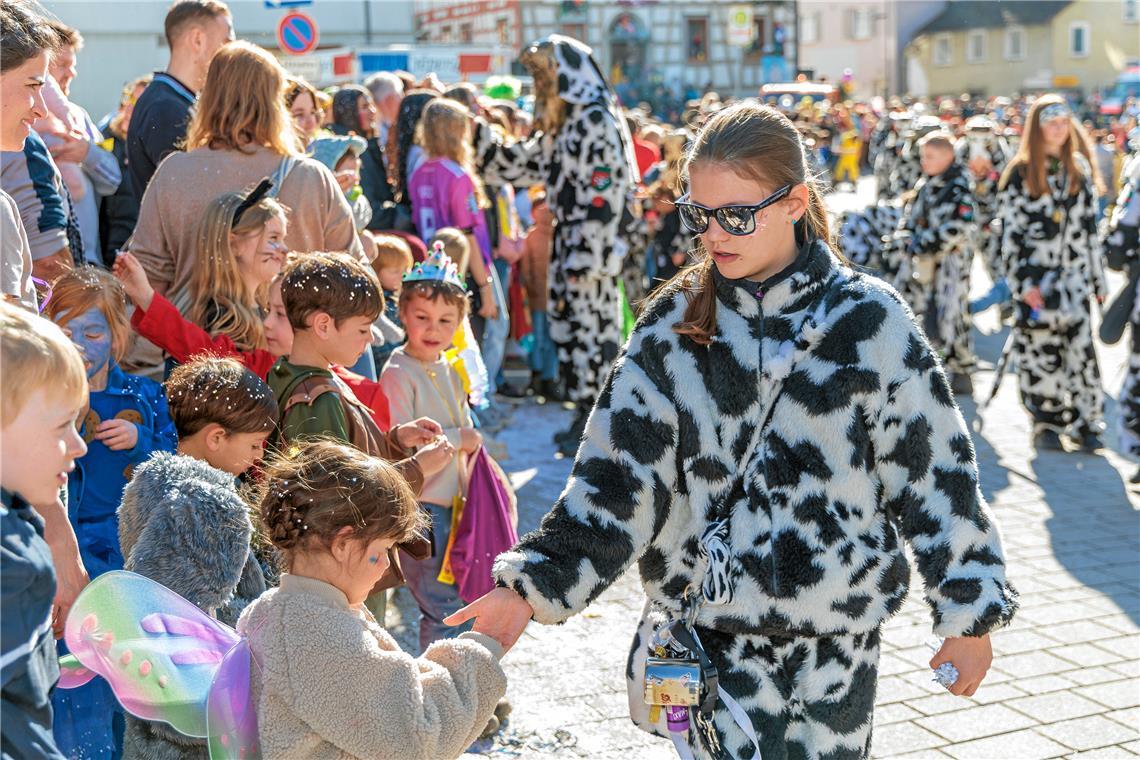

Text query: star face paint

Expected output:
[62,307,113,383]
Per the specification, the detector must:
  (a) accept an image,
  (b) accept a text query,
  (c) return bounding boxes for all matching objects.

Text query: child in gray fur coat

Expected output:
[116,357,279,759]
[239,440,507,759]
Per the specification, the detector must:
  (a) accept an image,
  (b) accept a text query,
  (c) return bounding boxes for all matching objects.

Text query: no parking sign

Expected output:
[277,11,319,56]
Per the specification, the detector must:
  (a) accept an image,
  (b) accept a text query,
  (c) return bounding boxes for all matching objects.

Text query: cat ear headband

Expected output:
[232,179,274,225]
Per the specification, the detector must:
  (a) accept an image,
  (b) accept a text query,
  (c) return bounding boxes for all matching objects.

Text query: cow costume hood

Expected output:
[521,34,640,184]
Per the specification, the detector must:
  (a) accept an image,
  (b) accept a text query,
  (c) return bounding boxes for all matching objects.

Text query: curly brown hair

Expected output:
[256,440,425,566]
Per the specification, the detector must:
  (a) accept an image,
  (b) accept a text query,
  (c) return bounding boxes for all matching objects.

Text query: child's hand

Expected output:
[112,251,155,310]
[396,417,444,449]
[95,419,138,451]
[459,427,483,454]
[412,436,455,477]
[930,635,993,697]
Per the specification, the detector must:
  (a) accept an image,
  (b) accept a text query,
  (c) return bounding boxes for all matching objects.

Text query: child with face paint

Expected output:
[114,252,393,431]
[237,440,507,759]
[42,267,176,758]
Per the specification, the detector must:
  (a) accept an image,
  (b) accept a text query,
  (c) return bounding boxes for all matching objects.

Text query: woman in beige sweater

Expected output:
[238,440,506,760]
[130,42,364,308]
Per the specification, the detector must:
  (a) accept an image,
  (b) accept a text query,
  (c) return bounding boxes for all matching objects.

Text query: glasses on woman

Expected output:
[675,184,792,236]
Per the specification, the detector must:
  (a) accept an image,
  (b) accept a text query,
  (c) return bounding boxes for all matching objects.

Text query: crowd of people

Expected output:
[1,0,1138,758]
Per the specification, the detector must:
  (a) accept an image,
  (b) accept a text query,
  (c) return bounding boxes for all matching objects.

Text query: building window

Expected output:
[933,33,952,66]
[497,17,510,45]
[1069,21,1090,57]
[849,8,872,40]
[801,11,820,44]
[440,24,452,43]
[1124,0,1138,22]
[687,17,708,63]
[1003,26,1025,60]
[561,22,586,42]
[966,28,986,63]
[459,22,473,44]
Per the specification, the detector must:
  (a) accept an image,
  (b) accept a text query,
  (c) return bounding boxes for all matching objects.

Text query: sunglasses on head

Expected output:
[675,184,792,236]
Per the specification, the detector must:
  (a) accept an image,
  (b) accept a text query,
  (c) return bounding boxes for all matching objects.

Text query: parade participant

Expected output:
[186,184,287,351]
[997,95,1107,451]
[117,357,276,758]
[872,109,909,199]
[836,201,900,273]
[1103,149,1140,479]
[879,115,949,284]
[268,251,453,620]
[1,302,87,760]
[889,131,978,395]
[449,102,1016,760]
[833,111,862,189]
[476,34,639,455]
[238,440,507,759]
[370,233,414,369]
[957,116,1011,279]
[98,75,150,257]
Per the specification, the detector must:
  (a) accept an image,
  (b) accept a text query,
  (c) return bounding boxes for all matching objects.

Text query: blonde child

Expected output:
[371,233,415,369]
[183,184,288,352]
[1,302,88,759]
[238,440,506,759]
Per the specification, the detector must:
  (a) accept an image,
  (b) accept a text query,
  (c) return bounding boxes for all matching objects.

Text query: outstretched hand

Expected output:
[930,634,992,697]
[396,417,444,449]
[444,586,533,653]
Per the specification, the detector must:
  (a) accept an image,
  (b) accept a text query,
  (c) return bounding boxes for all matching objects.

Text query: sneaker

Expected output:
[1033,429,1064,450]
[949,373,974,396]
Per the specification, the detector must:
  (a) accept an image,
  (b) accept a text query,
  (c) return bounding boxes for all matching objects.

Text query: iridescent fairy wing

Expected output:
[60,570,241,739]
[206,638,260,760]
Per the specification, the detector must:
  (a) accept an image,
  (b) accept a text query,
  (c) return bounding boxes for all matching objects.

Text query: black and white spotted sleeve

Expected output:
[493,313,682,624]
[872,318,1018,638]
[996,169,1033,297]
[474,118,549,188]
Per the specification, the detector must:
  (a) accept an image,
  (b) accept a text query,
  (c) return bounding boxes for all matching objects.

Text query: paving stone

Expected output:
[1005,692,1107,722]
[1017,674,1081,694]
[940,728,1070,759]
[915,703,1037,743]
[872,722,949,756]
[993,628,1064,654]
[1065,667,1134,687]
[876,702,924,725]
[1074,679,1140,710]
[1064,746,1139,759]
[1049,643,1126,667]
[1048,620,1132,644]
[1104,706,1140,730]
[1038,715,1140,751]
[998,650,1087,679]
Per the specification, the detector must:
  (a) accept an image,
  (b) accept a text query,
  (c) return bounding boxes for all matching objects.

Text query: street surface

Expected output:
[385,178,1140,759]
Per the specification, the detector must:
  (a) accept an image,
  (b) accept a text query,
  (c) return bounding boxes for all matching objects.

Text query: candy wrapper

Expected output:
[926,637,960,690]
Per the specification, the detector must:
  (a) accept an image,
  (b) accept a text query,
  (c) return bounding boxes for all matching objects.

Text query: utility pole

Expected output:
[792,0,800,76]
[363,0,373,45]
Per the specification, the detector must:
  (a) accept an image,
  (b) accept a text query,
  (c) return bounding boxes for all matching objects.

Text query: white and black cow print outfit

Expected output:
[495,240,1017,759]
[837,202,901,273]
[997,155,1107,437]
[477,35,639,413]
[890,161,978,377]
[956,133,1012,281]
[1104,155,1140,455]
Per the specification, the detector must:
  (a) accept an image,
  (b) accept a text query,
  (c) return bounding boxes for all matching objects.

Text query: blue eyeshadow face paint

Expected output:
[62,307,113,382]
[368,555,381,565]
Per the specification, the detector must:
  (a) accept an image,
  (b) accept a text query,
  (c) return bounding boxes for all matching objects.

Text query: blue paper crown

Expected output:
[403,242,466,289]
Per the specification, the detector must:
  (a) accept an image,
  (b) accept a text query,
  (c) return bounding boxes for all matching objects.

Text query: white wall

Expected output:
[45,0,415,118]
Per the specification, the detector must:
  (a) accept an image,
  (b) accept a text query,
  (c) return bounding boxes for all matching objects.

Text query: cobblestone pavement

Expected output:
[386,178,1140,759]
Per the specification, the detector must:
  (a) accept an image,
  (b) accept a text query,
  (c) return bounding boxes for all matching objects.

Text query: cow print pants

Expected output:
[549,272,623,410]
[1015,319,1105,436]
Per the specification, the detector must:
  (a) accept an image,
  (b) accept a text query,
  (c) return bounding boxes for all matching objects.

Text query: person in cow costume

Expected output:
[476,35,639,455]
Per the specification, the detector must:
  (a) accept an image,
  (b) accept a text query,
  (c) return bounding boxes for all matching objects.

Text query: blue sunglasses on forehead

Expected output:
[675,184,793,236]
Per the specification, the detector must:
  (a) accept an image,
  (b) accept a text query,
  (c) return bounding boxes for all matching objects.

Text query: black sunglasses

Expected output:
[675,184,792,236]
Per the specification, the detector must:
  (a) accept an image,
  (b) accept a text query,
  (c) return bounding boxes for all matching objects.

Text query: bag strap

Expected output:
[267,156,299,200]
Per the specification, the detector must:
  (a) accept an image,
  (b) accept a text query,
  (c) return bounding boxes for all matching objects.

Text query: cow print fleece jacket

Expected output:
[495,239,1017,652]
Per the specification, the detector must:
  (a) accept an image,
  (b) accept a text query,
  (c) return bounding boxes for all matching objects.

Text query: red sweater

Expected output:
[131,294,392,431]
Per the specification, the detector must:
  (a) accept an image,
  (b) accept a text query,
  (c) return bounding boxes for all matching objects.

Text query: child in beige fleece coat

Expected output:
[237,440,507,759]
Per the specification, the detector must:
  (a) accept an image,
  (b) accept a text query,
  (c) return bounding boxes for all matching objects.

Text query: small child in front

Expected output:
[380,247,482,652]
[239,440,507,760]
[0,302,88,760]
[117,356,279,759]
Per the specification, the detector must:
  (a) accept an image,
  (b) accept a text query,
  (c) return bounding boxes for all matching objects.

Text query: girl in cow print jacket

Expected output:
[996,95,1107,450]
[452,103,1017,760]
